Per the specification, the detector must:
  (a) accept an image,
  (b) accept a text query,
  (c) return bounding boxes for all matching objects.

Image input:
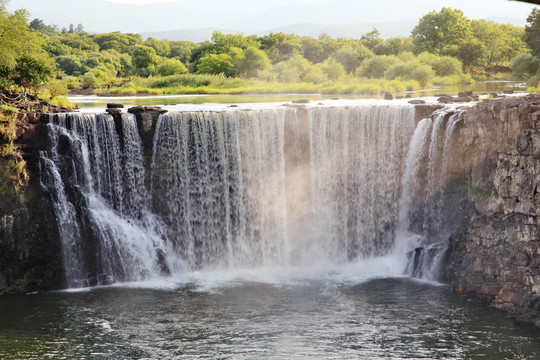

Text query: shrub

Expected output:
[384,60,421,80]
[357,55,399,78]
[320,58,345,81]
[410,65,435,87]
[431,56,463,76]
[303,65,327,83]
[510,53,540,80]
[157,58,188,76]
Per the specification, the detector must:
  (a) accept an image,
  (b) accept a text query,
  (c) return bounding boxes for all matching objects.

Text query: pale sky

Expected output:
[7,0,538,36]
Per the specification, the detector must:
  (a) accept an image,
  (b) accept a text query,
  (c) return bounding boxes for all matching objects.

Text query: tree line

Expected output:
[1,0,539,96]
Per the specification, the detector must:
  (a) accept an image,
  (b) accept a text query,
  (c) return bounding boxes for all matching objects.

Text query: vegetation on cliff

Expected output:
[0,105,28,216]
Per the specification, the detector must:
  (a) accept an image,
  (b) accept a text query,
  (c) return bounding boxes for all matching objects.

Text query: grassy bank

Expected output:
[100,73,474,97]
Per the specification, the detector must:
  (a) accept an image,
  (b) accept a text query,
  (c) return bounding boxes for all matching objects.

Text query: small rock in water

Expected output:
[229,104,239,107]
[332,98,340,100]
[504,90,515,94]
[292,99,310,104]
[384,92,394,100]
[107,103,124,109]
[408,99,426,105]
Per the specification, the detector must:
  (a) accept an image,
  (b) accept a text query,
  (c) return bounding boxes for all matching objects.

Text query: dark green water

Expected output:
[1,276,539,359]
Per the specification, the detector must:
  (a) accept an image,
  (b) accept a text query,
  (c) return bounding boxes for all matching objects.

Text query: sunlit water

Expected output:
[69,81,526,110]
[1,268,539,359]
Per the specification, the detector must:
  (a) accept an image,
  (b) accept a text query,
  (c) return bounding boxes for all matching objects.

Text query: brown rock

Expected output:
[107,103,124,109]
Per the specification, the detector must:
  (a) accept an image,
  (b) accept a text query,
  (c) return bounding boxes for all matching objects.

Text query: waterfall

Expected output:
[150,110,289,269]
[41,113,183,288]
[400,110,466,281]
[38,103,464,288]
[305,105,416,263]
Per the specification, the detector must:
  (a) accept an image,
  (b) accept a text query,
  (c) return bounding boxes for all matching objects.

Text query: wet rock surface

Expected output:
[448,94,540,325]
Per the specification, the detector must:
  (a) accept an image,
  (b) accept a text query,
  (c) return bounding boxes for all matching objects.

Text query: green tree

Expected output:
[300,36,326,64]
[357,55,399,78]
[55,55,85,75]
[258,32,301,63]
[472,20,526,71]
[196,53,234,76]
[145,37,170,57]
[333,45,373,73]
[510,53,540,80]
[458,38,486,72]
[169,40,196,64]
[373,37,414,56]
[156,58,187,76]
[13,54,54,91]
[29,18,58,33]
[93,32,142,53]
[236,46,271,78]
[131,45,158,76]
[0,4,41,71]
[525,8,540,57]
[361,28,383,50]
[320,57,345,81]
[412,8,472,55]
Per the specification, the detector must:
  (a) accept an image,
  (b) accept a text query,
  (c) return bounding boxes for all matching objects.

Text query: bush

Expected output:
[256,68,277,82]
[510,53,540,80]
[61,76,81,89]
[384,60,421,80]
[410,65,435,87]
[431,56,463,76]
[157,58,188,76]
[44,79,69,98]
[320,58,345,81]
[303,65,327,83]
[357,55,399,78]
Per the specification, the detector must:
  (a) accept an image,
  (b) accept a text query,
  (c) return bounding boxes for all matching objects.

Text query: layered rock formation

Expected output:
[448,95,540,326]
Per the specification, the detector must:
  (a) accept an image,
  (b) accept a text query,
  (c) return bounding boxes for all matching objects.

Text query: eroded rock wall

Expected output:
[448,95,540,326]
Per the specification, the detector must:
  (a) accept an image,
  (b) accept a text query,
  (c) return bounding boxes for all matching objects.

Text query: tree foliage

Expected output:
[131,45,158,76]
[412,8,472,55]
[525,8,540,57]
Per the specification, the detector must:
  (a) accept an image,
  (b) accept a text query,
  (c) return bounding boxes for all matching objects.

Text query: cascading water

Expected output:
[150,110,289,269]
[402,110,466,281]
[40,113,183,287]
[38,103,465,288]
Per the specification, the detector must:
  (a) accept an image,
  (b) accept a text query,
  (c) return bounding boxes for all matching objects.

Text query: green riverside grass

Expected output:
[104,73,475,96]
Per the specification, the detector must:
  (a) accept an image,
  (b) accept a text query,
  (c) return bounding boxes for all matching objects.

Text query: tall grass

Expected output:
[106,72,466,96]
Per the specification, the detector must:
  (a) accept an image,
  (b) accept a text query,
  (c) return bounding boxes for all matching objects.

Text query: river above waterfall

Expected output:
[69,80,525,110]
[1,272,539,359]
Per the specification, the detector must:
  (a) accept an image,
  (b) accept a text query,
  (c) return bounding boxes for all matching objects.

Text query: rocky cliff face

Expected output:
[448,95,540,326]
[0,112,63,294]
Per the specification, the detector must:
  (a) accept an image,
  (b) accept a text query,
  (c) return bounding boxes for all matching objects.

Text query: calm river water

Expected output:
[1,268,539,359]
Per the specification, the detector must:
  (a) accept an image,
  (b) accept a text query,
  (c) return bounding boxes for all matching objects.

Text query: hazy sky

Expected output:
[7,0,538,35]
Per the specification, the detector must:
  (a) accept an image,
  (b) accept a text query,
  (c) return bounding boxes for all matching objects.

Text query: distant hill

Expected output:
[10,0,531,35]
[141,28,233,43]
[140,18,524,42]
[140,22,417,42]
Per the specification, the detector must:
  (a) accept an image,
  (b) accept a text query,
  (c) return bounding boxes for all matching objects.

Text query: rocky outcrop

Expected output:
[0,111,63,294]
[0,105,166,294]
[448,95,540,326]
